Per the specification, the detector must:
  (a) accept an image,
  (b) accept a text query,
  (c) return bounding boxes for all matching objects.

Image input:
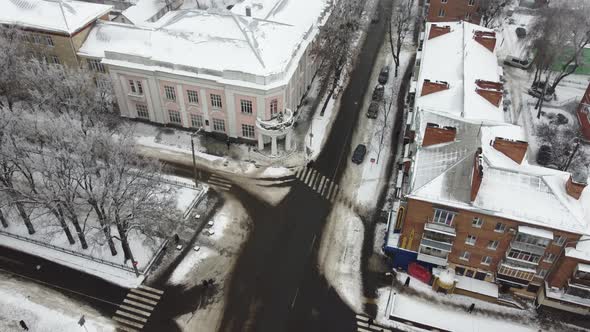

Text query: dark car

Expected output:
[372,84,384,101]
[367,101,379,119]
[537,145,553,166]
[352,144,367,164]
[516,27,527,38]
[378,66,390,84]
[503,56,531,69]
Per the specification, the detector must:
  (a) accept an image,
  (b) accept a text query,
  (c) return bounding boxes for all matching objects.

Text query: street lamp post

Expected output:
[564,138,581,172]
[190,129,202,186]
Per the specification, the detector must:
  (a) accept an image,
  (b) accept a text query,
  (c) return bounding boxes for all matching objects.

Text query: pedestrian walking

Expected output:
[19,320,28,330]
[173,234,180,244]
[404,276,410,287]
[226,139,231,151]
[467,303,475,313]
[368,318,374,325]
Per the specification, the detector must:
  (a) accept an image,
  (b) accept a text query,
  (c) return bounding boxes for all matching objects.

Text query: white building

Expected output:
[78,0,331,155]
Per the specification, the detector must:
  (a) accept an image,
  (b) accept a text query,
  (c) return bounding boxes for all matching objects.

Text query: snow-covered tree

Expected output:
[0,26,29,111]
[478,0,512,28]
[389,0,415,77]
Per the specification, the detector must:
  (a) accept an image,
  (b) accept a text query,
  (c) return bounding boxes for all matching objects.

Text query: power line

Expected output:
[0,267,121,307]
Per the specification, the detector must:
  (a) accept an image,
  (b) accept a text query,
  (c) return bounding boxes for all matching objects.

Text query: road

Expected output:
[0,0,393,330]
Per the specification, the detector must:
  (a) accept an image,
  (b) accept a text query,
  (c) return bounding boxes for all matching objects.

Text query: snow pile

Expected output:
[258,166,292,178]
[169,246,215,284]
[437,268,455,286]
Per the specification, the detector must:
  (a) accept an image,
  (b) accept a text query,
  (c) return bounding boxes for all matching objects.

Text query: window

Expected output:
[136,104,149,119]
[465,269,474,278]
[465,235,477,246]
[33,34,43,44]
[507,249,541,264]
[465,13,472,21]
[494,222,506,233]
[164,85,176,101]
[270,99,278,115]
[240,100,253,114]
[50,56,60,65]
[455,266,466,276]
[129,80,137,94]
[472,217,484,228]
[468,0,476,5]
[242,124,255,138]
[460,251,470,261]
[438,7,445,17]
[212,118,225,132]
[515,233,550,248]
[554,235,566,246]
[187,90,199,104]
[481,256,492,265]
[88,59,105,73]
[190,114,203,128]
[433,208,456,226]
[168,110,181,124]
[211,94,223,108]
[536,269,548,278]
[441,0,447,3]
[543,253,556,263]
[487,240,499,250]
[474,272,487,280]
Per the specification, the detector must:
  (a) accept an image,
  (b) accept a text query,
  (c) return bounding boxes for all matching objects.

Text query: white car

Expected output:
[206,230,215,236]
[503,56,531,70]
[193,246,201,252]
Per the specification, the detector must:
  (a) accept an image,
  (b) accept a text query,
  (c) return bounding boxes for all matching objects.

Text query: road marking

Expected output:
[127,293,158,306]
[320,179,330,196]
[116,325,139,332]
[356,314,369,321]
[309,235,316,255]
[123,299,154,311]
[113,316,144,329]
[302,167,312,183]
[357,328,372,332]
[291,288,299,309]
[295,167,304,178]
[119,304,151,317]
[316,175,325,192]
[116,310,147,323]
[130,288,161,300]
[0,255,25,266]
[138,284,164,295]
[308,170,317,186]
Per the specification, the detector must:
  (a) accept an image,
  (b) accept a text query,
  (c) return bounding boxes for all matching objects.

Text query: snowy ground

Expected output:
[168,196,251,332]
[0,269,115,332]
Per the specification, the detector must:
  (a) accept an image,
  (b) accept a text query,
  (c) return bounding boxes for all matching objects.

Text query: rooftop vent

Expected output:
[421,79,449,97]
[423,123,456,147]
[475,79,503,107]
[473,30,496,52]
[429,24,451,40]
[492,137,528,164]
[246,6,251,17]
[566,170,588,200]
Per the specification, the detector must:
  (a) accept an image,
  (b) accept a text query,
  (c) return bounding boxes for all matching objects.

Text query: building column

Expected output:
[258,133,264,151]
[271,136,278,156]
[285,130,292,151]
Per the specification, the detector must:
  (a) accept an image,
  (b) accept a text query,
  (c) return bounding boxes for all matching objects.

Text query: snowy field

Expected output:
[0,270,115,332]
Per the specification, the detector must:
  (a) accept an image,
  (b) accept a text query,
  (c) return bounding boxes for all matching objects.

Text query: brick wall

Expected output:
[427,0,482,24]
[423,124,456,146]
[492,138,528,164]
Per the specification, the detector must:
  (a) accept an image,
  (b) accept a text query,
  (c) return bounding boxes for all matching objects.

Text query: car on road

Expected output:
[351,144,367,164]
[372,84,384,101]
[516,27,527,38]
[367,101,379,119]
[378,66,390,84]
[503,56,531,70]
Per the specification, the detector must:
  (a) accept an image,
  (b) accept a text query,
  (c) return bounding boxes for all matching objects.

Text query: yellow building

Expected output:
[2,0,112,67]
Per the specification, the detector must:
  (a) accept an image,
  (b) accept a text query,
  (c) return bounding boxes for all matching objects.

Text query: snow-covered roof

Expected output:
[416,21,505,123]
[79,0,329,84]
[1,0,112,35]
[408,110,589,235]
[518,225,553,240]
[121,0,170,25]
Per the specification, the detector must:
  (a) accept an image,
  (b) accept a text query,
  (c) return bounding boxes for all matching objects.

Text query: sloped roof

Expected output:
[416,21,505,123]
[2,0,111,35]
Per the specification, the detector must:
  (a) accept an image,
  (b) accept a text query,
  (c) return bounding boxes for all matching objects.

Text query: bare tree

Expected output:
[478,0,511,28]
[311,0,364,114]
[0,26,29,111]
[389,0,414,78]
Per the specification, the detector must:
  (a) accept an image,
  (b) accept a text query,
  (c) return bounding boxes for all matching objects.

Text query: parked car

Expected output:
[537,145,552,166]
[516,27,527,38]
[527,88,554,101]
[351,144,367,164]
[372,84,384,101]
[503,56,531,69]
[367,101,379,119]
[378,66,390,84]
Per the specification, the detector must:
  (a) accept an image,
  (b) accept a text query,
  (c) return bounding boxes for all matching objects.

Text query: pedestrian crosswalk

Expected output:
[207,174,232,191]
[355,314,394,332]
[294,166,353,206]
[113,285,163,332]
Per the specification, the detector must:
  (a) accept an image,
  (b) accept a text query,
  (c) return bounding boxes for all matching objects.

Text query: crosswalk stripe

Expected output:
[356,314,369,321]
[138,284,164,295]
[123,299,154,311]
[357,328,373,332]
[113,316,144,329]
[120,304,151,317]
[127,293,158,306]
[315,175,325,191]
[295,167,304,178]
[330,184,339,200]
[303,168,313,183]
[130,288,161,300]
[115,324,139,332]
[208,180,232,188]
[324,180,333,197]
[116,310,147,323]
[308,170,318,186]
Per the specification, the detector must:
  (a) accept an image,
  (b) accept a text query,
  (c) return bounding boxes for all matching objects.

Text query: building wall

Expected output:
[426,0,482,24]
[401,197,581,285]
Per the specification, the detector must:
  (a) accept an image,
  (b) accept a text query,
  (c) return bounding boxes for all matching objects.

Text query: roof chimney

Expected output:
[429,24,451,40]
[423,123,456,147]
[421,79,449,97]
[473,30,496,52]
[475,79,503,107]
[246,6,251,17]
[492,137,528,164]
[470,148,484,202]
[566,172,588,200]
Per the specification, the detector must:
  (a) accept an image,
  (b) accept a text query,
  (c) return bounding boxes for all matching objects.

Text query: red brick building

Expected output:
[576,82,590,140]
[426,0,482,24]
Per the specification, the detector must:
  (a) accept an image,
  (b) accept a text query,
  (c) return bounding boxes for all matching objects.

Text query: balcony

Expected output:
[424,221,456,237]
[417,246,449,266]
[509,240,547,256]
[420,238,453,252]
